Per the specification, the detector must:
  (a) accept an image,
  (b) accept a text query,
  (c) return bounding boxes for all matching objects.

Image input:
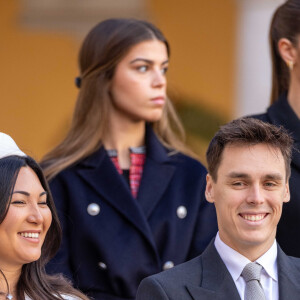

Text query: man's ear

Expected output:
[283,182,290,203]
[278,38,297,68]
[205,174,215,203]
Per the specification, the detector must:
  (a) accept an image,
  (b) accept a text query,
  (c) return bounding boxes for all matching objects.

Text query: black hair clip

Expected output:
[75,76,81,88]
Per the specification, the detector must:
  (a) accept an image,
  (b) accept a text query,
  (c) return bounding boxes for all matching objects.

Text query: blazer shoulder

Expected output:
[137,255,202,300]
[148,255,202,286]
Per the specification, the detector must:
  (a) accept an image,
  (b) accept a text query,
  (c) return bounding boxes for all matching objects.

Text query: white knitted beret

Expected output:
[0,132,26,159]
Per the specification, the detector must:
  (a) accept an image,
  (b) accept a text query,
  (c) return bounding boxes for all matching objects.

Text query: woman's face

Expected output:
[0,166,52,269]
[109,39,169,124]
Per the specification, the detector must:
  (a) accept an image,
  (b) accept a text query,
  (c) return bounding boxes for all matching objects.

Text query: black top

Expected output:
[251,93,300,257]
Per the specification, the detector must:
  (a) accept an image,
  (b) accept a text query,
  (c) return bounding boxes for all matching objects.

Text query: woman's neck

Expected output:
[0,267,21,299]
[287,75,300,118]
[103,120,146,169]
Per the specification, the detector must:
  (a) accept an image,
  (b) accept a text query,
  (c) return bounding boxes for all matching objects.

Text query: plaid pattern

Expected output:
[107,147,146,198]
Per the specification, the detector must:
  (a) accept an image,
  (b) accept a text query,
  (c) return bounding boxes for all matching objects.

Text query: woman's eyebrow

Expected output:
[12,191,48,197]
[129,58,169,65]
[130,58,153,64]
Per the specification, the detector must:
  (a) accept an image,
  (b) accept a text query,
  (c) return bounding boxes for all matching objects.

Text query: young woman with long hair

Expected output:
[252,0,300,257]
[0,133,89,300]
[41,18,218,300]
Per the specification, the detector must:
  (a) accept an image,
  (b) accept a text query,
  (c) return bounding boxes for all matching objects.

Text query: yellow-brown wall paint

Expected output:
[148,0,236,118]
[0,1,78,159]
[1,1,236,159]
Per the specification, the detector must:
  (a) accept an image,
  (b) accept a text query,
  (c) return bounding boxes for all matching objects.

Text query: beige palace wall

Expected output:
[0,0,236,160]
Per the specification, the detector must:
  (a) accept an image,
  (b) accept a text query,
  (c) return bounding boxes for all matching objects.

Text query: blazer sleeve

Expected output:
[187,165,218,259]
[136,277,169,300]
[46,174,74,282]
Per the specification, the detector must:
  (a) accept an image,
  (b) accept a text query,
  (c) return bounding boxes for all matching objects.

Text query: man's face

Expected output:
[206,143,290,259]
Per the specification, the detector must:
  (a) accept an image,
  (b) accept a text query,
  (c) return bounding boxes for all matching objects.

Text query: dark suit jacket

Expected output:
[46,126,218,300]
[251,93,300,257]
[136,240,300,300]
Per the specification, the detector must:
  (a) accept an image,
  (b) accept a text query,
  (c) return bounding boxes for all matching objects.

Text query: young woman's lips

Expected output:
[151,97,165,106]
[18,231,41,243]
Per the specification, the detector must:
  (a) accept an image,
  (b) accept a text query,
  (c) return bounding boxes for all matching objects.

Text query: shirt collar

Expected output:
[214,232,278,282]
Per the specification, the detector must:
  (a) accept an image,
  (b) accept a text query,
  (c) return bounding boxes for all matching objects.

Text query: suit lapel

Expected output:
[137,126,176,218]
[186,241,241,300]
[77,147,157,251]
[267,94,300,169]
[277,245,300,300]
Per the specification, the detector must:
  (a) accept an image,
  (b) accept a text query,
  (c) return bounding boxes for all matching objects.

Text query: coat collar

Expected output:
[267,93,300,168]
[75,126,175,256]
[186,241,241,300]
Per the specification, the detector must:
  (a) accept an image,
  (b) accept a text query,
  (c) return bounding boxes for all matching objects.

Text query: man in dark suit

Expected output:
[136,117,300,300]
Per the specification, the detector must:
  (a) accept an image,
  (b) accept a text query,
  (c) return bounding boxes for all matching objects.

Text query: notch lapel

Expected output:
[186,242,241,300]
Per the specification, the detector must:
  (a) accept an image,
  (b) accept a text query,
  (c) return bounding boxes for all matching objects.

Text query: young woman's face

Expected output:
[0,166,52,269]
[109,39,169,124]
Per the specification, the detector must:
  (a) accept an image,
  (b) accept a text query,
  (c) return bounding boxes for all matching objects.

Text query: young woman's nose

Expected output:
[27,204,44,224]
[152,69,166,87]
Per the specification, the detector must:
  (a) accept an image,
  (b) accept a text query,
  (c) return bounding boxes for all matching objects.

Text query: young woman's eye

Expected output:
[161,66,168,75]
[38,202,48,206]
[137,66,148,72]
[11,200,25,205]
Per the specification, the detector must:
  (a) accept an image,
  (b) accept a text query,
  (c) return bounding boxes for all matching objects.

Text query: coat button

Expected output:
[98,262,107,270]
[177,206,187,219]
[87,203,100,216]
[163,261,174,270]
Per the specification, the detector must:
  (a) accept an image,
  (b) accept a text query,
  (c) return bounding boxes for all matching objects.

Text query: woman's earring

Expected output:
[287,60,294,72]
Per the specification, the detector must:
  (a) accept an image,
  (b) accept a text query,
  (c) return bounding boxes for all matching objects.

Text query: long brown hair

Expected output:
[41,18,193,180]
[270,0,300,104]
[0,155,89,300]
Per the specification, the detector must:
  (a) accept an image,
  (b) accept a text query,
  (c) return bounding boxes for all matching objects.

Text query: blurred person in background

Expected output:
[0,133,88,300]
[252,0,300,258]
[41,18,218,300]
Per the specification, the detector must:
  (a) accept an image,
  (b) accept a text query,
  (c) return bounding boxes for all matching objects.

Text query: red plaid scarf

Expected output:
[108,147,146,198]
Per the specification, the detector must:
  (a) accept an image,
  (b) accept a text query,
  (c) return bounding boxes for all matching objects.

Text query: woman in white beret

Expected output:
[0,133,89,300]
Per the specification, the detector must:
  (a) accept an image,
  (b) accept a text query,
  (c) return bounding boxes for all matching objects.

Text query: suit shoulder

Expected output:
[148,255,202,286]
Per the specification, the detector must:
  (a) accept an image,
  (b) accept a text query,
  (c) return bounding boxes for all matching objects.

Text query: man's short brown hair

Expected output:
[206,117,293,182]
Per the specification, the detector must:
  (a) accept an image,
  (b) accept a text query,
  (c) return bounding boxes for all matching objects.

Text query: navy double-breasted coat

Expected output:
[46,127,218,300]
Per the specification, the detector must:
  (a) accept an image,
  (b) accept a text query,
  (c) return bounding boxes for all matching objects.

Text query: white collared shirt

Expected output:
[214,232,278,300]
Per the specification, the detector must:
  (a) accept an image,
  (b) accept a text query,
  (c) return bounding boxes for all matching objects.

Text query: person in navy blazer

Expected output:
[250,0,300,258]
[137,118,300,300]
[41,19,217,300]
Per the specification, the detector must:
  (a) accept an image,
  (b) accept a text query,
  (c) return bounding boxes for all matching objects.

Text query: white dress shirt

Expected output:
[214,232,278,300]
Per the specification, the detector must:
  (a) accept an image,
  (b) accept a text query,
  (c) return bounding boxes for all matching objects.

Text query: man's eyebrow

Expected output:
[264,174,284,181]
[129,58,169,65]
[226,172,250,179]
[12,191,48,197]
[226,172,284,181]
